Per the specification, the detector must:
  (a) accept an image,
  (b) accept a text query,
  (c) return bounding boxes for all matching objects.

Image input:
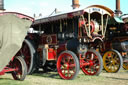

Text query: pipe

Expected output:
[72,0,80,9]
[115,0,122,16]
[0,0,4,10]
[116,0,120,11]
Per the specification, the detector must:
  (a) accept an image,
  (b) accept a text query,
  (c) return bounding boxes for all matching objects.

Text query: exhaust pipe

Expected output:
[72,0,80,9]
[115,0,122,16]
[0,0,4,11]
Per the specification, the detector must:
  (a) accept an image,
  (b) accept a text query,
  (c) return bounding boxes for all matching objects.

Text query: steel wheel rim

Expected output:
[103,51,120,72]
[12,58,23,80]
[82,51,100,75]
[57,53,76,79]
[21,41,31,73]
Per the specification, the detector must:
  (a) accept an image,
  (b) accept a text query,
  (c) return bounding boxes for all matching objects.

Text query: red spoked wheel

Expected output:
[11,56,27,81]
[20,39,36,74]
[81,49,103,75]
[57,50,79,80]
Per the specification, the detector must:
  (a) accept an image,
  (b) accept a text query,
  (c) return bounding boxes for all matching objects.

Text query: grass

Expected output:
[0,77,29,85]
[1,70,128,85]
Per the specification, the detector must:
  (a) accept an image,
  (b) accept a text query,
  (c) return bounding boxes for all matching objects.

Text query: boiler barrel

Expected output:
[112,41,128,52]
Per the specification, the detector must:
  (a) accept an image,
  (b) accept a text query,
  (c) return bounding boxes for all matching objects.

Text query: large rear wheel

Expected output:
[81,49,103,75]
[20,39,36,74]
[103,50,123,73]
[57,50,80,80]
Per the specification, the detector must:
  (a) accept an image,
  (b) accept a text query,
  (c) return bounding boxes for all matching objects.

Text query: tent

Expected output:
[0,14,32,71]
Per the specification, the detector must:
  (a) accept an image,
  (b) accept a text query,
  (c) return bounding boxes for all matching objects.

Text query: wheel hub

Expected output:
[89,60,93,66]
[63,63,69,69]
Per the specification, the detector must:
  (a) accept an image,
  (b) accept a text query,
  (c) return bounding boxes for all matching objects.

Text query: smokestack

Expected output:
[72,0,80,9]
[0,0,4,11]
[115,0,122,16]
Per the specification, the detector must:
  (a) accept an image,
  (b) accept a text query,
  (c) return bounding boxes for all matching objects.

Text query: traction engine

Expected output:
[20,5,113,80]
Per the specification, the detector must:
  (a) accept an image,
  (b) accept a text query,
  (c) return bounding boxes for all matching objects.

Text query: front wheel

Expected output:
[122,53,128,70]
[123,62,128,70]
[103,49,123,73]
[11,56,27,81]
[81,49,103,76]
[57,50,80,80]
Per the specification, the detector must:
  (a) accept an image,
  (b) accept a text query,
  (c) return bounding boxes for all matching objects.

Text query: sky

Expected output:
[4,0,128,17]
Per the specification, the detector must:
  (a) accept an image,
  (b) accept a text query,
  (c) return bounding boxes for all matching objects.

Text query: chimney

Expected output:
[0,0,4,11]
[115,0,122,16]
[72,0,80,9]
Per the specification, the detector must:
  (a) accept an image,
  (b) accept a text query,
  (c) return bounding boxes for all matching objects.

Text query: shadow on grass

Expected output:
[0,77,13,81]
[31,71,61,79]
[106,76,128,81]
[102,70,128,81]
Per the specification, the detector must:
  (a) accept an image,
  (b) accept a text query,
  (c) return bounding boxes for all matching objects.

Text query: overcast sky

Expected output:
[4,0,128,17]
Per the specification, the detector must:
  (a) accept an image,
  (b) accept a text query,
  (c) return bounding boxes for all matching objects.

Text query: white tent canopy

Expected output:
[0,14,32,71]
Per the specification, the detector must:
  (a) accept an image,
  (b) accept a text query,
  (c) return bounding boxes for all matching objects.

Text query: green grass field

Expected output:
[1,70,128,85]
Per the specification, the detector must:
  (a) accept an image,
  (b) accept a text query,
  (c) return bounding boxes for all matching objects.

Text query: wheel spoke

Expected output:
[113,55,118,60]
[67,56,71,63]
[67,70,71,77]
[69,63,75,68]
[62,57,66,64]
[91,54,94,60]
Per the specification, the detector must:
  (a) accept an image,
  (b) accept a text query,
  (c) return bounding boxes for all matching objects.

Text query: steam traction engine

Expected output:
[21,5,113,79]
[93,0,128,73]
[100,14,128,73]
[120,14,128,70]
